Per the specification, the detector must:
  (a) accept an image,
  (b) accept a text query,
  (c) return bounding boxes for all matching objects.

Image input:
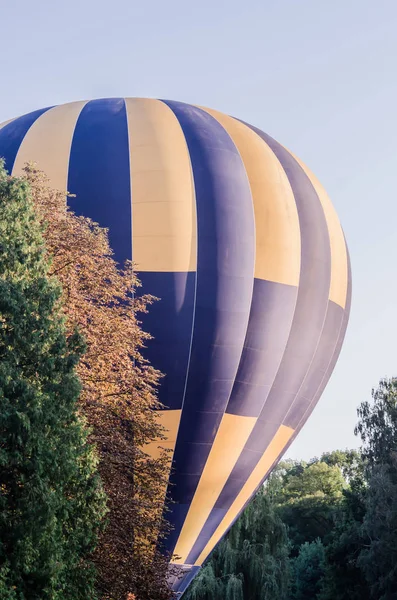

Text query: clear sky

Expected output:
[1,0,397,460]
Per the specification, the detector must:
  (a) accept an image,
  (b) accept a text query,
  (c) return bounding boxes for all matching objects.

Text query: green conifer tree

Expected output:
[0,161,106,599]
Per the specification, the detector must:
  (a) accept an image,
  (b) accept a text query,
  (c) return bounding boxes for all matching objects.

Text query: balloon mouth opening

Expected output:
[167,563,201,596]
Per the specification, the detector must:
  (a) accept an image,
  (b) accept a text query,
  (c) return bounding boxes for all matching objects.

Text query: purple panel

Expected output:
[68,98,131,265]
[226,279,298,416]
[284,300,344,428]
[292,246,352,430]
[138,272,196,410]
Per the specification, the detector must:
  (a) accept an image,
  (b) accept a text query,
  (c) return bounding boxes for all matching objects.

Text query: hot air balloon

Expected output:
[0,98,351,596]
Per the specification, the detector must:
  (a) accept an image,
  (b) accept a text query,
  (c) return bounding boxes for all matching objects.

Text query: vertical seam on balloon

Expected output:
[123,98,134,266]
[266,306,347,472]
[123,97,139,386]
[227,117,301,407]
[295,305,344,430]
[179,156,197,417]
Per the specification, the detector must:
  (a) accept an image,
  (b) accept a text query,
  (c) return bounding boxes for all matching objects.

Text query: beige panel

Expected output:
[172,413,257,563]
[194,424,294,566]
[199,107,300,286]
[11,102,87,190]
[143,409,181,519]
[124,98,196,273]
[140,409,182,559]
[144,409,181,461]
[286,150,348,308]
[0,118,15,131]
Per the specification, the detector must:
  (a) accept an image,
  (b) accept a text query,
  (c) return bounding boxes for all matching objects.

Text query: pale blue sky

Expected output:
[1,0,397,459]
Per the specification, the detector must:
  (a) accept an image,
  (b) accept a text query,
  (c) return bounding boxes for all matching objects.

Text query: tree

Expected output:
[355,378,397,468]
[267,452,371,600]
[320,520,370,600]
[23,165,172,600]
[291,539,326,600]
[185,564,223,600]
[355,378,397,599]
[358,463,397,599]
[185,488,290,600]
[319,450,363,482]
[319,476,370,600]
[321,378,397,600]
[270,461,345,551]
[0,161,106,599]
[282,462,346,500]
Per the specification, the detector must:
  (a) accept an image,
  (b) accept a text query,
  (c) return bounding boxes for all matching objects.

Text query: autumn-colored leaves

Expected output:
[24,165,173,600]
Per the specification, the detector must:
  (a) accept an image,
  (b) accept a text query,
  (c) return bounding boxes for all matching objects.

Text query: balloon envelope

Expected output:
[0,99,351,595]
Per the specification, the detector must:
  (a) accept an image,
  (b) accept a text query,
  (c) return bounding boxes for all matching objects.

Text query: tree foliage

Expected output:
[175,377,397,600]
[23,165,172,600]
[0,161,106,599]
[355,378,397,599]
[268,459,346,552]
[290,539,326,600]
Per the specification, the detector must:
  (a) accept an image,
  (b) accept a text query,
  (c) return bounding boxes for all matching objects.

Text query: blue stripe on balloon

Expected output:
[283,300,344,428]
[67,98,131,264]
[160,100,255,553]
[0,107,53,174]
[165,503,191,557]
[226,279,298,417]
[138,272,196,410]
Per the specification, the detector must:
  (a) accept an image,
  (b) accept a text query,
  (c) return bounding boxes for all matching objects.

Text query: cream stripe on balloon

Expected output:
[124,98,197,273]
[12,101,88,191]
[284,149,348,309]
[199,107,301,287]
